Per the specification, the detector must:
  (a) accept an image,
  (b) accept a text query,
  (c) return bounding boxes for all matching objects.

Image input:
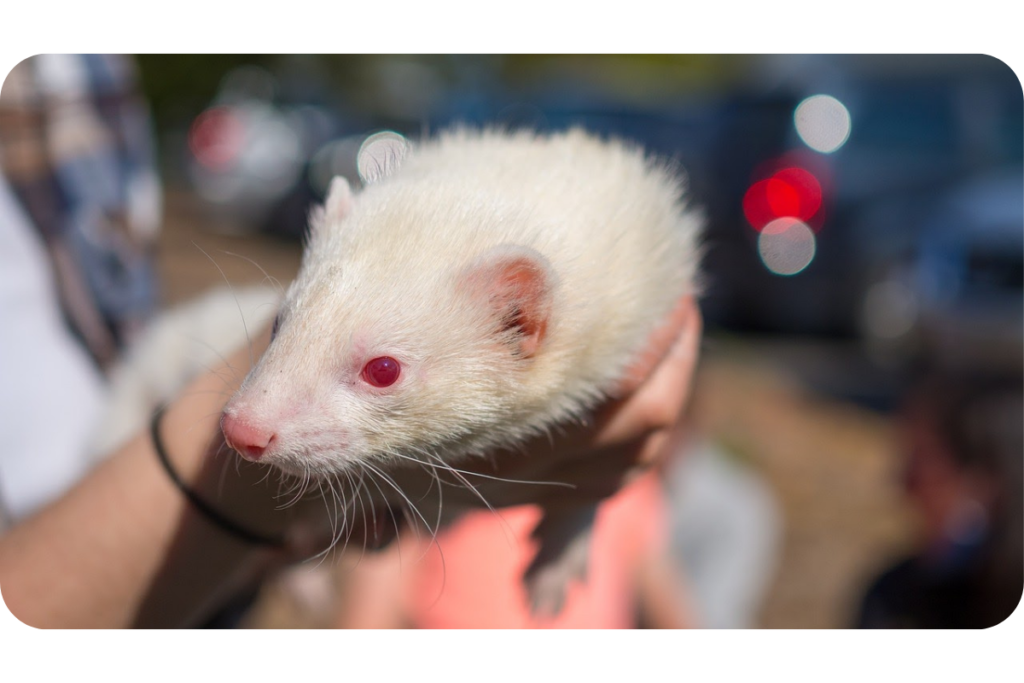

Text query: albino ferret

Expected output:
[221,128,702,612]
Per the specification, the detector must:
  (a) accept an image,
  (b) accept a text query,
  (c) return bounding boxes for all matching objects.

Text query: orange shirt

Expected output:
[402,472,667,628]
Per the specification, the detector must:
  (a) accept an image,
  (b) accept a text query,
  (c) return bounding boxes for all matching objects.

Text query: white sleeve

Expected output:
[0,173,106,522]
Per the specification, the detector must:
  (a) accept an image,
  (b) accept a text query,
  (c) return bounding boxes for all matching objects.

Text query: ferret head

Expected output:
[221,176,560,478]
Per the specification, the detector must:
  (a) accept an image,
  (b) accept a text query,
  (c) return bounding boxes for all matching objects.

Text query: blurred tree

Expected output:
[134,54,751,132]
[135,55,276,130]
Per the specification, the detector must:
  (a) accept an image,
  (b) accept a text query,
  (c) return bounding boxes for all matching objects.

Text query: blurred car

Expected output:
[438,57,1022,342]
[716,55,1023,338]
[181,56,1022,349]
[425,82,802,335]
[859,167,1024,372]
[185,65,346,239]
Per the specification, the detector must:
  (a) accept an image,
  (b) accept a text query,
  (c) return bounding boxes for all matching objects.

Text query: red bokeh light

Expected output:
[188,106,244,170]
[743,166,824,232]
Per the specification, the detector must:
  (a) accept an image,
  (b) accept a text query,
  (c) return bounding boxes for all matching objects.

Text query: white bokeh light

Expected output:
[758,218,817,276]
[862,280,919,339]
[357,131,410,184]
[794,94,851,153]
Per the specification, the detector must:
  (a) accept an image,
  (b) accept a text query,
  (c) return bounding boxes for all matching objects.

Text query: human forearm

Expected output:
[0,328,293,628]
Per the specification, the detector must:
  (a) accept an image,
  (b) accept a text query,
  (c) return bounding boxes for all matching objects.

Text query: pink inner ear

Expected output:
[325,176,353,221]
[462,247,554,359]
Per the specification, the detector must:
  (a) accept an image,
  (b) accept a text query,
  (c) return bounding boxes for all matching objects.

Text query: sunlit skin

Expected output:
[0,295,701,628]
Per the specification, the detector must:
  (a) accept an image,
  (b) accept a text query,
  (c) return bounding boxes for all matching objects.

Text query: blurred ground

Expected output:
[157,190,917,629]
[688,350,915,627]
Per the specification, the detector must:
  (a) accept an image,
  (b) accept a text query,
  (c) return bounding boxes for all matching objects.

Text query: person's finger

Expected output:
[592,296,702,454]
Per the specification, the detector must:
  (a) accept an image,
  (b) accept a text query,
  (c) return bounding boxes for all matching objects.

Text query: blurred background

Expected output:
[3,54,1020,628]
[142,52,1024,630]
[139,54,1023,376]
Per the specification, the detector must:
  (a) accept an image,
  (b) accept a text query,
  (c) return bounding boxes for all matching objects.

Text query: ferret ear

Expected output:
[308,176,353,242]
[324,176,354,222]
[459,246,555,359]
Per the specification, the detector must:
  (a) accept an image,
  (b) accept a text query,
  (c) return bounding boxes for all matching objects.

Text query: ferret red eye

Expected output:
[362,356,401,387]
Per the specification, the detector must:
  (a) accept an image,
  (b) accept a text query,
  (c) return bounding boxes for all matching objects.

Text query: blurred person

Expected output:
[1,54,710,628]
[330,291,703,631]
[0,54,161,522]
[0,293,702,628]
[0,168,107,524]
[331,330,705,630]
[660,424,782,629]
[1,55,706,627]
[0,54,282,628]
[332,468,697,629]
[0,54,161,370]
[856,371,1024,628]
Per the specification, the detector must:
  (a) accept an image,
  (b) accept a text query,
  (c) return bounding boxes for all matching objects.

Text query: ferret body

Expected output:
[221,128,701,610]
[87,286,280,460]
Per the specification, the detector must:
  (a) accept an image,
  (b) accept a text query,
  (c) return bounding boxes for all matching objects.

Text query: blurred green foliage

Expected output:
[135,54,276,129]
[134,54,748,132]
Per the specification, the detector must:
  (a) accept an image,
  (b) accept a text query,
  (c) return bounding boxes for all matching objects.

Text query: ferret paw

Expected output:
[523,507,596,617]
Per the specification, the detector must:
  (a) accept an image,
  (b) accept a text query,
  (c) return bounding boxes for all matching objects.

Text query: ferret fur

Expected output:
[223,127,702,612]
[87,286,280,459]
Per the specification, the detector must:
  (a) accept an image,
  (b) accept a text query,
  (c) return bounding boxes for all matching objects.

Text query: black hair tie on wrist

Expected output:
[150,405,286,548]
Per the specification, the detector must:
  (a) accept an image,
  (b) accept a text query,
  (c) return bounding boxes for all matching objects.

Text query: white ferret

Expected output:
[221,127,702,611]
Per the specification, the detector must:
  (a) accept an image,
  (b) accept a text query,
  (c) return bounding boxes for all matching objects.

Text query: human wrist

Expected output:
[155,325,297,550]
[150,405,286,547]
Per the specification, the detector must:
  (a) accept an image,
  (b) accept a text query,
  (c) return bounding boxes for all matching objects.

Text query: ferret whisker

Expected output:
[356,464,432,557]
[180,336,244,385]
[216,445,233,498]
[311,475,350,562]
[396,446,450,538]
[254,463,276,486]
[388,451,574,490]
[302,480,333,570]
[427,455,519,553]
[362,475,382,561]
[313,478,350,569]
[190,242,255,369]
[271,473,300,504]
[353,467,372,562]
[337,471,358,540]
[358,458,442,565]
[318,489,343,558]
[361,459,439,552]
[217,250,286,298]
[419,452,517,548]
[278,469,312,509]
[337,468,368,556]
[328,471,350,543]
[399,449,485,500]
[303,469,316,501]
[387,445,446,506]
[175,388,240,401]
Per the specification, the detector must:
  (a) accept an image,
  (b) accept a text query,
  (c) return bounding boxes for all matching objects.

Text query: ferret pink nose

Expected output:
[221,412,275,462]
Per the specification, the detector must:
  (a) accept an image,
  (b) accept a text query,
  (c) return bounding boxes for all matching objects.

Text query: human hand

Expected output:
[198,295,701,556]
[386,294,702,614]
[456,294,703,510]
[362,295,702,539]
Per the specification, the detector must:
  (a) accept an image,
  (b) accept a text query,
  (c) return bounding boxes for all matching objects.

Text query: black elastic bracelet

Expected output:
[150,405,286,548]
